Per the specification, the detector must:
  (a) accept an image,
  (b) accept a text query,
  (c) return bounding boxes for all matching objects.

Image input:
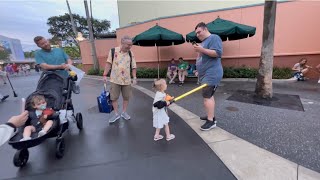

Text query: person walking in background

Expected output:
[25,64,31,75]
[316,63,320,83]
[12,63,18,76]
[193,22,223,131]
[0,66,7,84]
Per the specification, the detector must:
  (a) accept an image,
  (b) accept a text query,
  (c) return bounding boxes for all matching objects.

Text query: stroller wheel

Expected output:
[13,149,29,167]
[55,138,65,159]
[76,113,83,130]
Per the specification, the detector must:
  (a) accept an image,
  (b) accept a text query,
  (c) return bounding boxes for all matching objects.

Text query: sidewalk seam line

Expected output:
[207,138,238,145]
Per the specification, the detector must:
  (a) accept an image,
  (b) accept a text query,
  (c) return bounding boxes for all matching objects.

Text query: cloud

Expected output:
[0,0,119,51]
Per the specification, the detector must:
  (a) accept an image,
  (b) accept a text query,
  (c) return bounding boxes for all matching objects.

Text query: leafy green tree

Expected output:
[47,13,111,45]
[63,46,80,59]
[24,51,35,58]
[0,50,10,61]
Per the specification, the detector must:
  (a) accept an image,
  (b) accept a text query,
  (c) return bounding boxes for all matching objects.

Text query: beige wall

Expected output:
[79,39,117,72]
[118,0,266,27]
[80,1,320,78]
[116,1,320,78]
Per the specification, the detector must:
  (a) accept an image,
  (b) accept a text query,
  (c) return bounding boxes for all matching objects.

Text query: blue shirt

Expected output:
[35,48,69,77]
[196,34,223,86]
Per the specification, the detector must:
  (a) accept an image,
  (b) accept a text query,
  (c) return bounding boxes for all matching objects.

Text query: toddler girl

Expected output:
[152,79,175,141]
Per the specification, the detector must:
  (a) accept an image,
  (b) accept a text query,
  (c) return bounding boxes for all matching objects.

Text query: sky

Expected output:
[0,0,119,51]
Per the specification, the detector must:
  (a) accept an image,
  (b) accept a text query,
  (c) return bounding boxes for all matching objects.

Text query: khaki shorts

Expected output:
[110,82,132,101]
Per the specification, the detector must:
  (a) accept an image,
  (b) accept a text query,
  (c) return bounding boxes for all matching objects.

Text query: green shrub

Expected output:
[87,66,292,79]
[223,67,258,78]
[223,67,292,79]
[75,63,83,70]
[272,67,292,79]
[136,67,167,78]
[87,68,100,75]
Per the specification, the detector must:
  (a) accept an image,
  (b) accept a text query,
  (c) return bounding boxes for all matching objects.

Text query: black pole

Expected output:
[157,45,159,79]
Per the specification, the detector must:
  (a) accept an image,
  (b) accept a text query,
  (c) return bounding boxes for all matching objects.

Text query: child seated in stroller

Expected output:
[20,95,54,141]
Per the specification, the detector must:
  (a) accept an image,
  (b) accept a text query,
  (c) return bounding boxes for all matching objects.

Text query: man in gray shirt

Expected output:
[193,22,223,131]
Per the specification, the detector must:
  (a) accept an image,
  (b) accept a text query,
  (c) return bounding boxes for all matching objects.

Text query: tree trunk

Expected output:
[66,0,78,37]
[84,0,99,71]
[255,1,277,99]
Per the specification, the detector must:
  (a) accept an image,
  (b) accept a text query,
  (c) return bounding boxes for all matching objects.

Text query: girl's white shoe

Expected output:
[166,134,175,141]
[154,135,164,141]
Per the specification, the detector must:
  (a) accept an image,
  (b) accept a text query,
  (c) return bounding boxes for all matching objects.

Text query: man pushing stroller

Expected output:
[33,36,80,94]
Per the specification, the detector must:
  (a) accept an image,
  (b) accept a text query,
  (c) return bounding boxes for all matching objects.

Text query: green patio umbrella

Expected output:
[133,24,185,78]
[186,17,256,42]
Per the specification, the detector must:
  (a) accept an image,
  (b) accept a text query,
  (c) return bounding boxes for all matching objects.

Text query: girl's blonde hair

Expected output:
[153,79,166,91]
[31,95,45,106]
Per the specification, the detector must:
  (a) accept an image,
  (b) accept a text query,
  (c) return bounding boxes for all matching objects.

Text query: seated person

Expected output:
[192,68,200,85]
[20,95,54,141]
[292,58,312,81]
[177,57,188,86]
[316,63,320,83]
[167,58,178,84]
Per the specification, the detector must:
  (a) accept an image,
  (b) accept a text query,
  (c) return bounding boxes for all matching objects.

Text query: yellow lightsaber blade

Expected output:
[173,84,208,102]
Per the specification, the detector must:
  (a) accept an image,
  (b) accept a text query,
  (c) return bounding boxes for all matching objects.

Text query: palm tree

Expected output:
[255,1,277,99]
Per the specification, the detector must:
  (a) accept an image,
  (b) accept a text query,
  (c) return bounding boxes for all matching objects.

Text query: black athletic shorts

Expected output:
[202,85,218,98]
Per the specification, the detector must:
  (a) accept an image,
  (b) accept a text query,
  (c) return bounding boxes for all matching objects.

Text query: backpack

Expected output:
[111,48,133,70]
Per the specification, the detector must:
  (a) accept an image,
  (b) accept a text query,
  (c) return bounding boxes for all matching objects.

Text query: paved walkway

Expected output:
[129,77,320,180]
[86,75,320,179]
[1,73,320,179]
[0,74,235,180]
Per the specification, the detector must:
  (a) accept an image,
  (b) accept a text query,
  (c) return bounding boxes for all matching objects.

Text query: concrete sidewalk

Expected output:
[86,75,320,180]
[0,75,235,180]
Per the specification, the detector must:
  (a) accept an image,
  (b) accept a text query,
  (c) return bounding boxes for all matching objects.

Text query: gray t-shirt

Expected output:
[196,34,223,86]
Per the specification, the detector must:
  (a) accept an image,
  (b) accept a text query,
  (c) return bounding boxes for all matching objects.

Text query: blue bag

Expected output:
[97,84,113,113]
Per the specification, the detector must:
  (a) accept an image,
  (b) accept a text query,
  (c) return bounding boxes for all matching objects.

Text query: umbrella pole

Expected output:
[157,45,160,79]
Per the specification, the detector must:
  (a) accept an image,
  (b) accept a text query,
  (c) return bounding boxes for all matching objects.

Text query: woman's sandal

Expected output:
[166,134,175,141]
[154,135,164,141]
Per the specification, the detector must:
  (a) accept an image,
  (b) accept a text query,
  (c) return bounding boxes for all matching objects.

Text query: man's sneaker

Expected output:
[200,116,217,123]
[109,113,121,123]
[200,116,207,120]
[1,95,9,102]
[121,112,131,120]
[200,120,216,131]
[318,79,320,83]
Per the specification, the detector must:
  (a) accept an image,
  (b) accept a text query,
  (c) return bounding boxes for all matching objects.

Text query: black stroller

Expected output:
[8,71,83,167]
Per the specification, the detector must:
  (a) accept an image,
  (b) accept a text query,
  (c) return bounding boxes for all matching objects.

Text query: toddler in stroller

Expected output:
[20,95,54,141]
[8,71,83,167]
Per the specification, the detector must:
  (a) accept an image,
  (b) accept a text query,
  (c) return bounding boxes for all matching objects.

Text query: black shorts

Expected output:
[202,85,218,98]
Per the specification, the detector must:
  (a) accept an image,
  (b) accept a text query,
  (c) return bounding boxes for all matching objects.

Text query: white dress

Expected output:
[152,91,169,128]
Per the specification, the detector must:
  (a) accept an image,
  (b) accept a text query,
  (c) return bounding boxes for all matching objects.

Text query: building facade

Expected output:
[80,1,320,79]
[117,0,273,28]
[0,35,25,61]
